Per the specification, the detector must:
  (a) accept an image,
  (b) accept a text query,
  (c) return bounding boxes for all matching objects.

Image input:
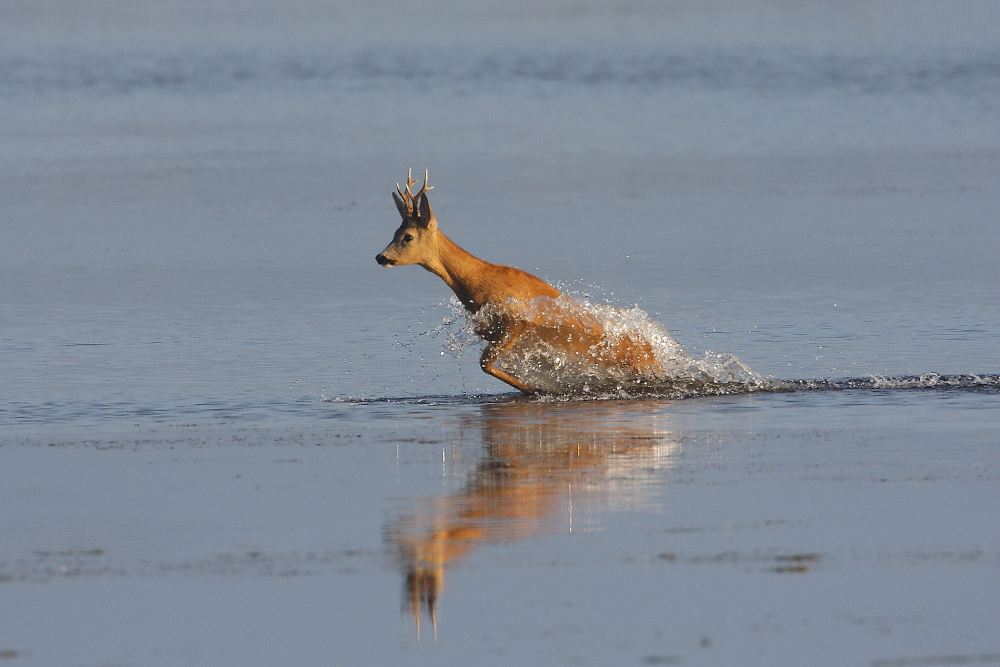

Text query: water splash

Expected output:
[443,295,765,397]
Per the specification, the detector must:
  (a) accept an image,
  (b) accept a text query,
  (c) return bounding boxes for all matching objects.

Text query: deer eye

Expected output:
[403,234,414,243]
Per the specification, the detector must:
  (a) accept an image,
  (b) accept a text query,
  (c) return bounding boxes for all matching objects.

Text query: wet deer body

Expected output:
[376,170,662,393]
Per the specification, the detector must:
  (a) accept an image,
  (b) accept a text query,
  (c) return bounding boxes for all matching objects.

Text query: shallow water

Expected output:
[2,1,1000,665]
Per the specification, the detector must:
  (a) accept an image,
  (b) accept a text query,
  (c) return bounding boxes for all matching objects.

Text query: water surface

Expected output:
[1,1,999,665]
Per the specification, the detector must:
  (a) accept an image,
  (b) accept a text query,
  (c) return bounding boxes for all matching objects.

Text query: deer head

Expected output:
[376,169,437,268]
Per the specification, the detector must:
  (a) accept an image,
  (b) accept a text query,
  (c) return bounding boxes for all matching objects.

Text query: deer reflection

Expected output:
[386,400,682,636]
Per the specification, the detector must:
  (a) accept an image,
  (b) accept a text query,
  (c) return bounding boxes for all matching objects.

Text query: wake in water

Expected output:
[773,374,1000,393]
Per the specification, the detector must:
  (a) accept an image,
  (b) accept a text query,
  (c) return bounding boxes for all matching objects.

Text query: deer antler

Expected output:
[394,169,433,218]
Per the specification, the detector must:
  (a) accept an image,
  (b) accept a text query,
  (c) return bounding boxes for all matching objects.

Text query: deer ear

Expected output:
[418,194,437,229]
[392,191,408,219]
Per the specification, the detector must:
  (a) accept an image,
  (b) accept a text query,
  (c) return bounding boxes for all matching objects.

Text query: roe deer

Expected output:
[376,170,666,394]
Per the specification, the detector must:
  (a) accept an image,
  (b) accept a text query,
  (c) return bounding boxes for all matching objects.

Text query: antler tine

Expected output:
[413,169,433,200]
[405,168,418,195]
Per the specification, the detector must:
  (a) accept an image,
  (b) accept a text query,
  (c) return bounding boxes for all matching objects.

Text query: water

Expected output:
[2,1,999,665]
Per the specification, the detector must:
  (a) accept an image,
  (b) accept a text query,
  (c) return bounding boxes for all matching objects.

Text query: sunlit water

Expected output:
[1,1,999,665]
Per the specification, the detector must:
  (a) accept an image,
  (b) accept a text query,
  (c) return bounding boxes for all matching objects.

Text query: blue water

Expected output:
[1,1,999,665]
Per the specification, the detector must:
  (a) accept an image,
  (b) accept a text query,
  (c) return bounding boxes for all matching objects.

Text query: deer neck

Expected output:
[422,232,493,312]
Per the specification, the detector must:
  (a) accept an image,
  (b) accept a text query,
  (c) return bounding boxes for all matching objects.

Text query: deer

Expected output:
[376,169,670,394]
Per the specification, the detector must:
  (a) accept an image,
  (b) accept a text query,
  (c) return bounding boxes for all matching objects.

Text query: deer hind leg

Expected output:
[480,329,535,394]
